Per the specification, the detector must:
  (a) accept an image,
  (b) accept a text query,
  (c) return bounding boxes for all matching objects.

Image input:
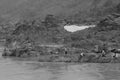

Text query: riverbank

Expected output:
[2,44,120,63]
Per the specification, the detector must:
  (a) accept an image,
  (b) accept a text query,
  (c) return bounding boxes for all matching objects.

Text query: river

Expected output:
[0,47,120,80]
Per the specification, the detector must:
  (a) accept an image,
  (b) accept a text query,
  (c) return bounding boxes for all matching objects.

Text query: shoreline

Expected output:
[2,46,120,63]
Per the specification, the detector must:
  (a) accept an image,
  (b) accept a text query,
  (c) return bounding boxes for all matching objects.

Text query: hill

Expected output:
[2,0,120,62]
[0,0,120,23]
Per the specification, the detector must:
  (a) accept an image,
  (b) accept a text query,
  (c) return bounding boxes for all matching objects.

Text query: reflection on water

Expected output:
[0,47,120,80]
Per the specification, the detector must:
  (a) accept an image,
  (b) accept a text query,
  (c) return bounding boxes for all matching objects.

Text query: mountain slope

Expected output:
[0,0,120,22]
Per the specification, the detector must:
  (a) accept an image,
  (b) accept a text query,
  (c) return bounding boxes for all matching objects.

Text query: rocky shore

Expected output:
[2,43,120,63]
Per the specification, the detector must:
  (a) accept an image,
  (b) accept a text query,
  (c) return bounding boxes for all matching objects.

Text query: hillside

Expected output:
[65,13,120,50]
[0,0,120,23]
[2,0,120,62]
[2,0,120,47]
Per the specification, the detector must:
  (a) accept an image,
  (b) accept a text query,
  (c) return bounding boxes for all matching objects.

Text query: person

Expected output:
[78,52,84,61]
[64,47,68,55]
[102,43,108,54]
[101,50,106,57]
[80,52,84,57]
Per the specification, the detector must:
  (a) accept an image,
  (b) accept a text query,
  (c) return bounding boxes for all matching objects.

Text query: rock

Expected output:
[97,57,112,63]
[114,17,120,25]
[79,52,100,62]
[2,48,13,56]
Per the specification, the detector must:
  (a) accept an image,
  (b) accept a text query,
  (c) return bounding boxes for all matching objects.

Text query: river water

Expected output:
[0,47,120,80]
